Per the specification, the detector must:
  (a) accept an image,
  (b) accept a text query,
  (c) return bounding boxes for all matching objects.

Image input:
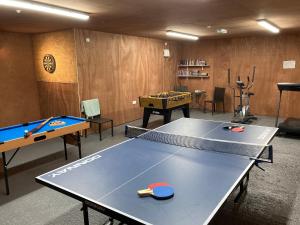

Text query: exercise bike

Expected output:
[227,66,257,123]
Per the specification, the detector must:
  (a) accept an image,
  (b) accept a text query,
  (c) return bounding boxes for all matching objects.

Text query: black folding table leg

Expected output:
[268,145,273,163]
[82,203,89,225]
[111,120,114,137]
[234,173,249,203]
[2,152,9,195]
[104,218,114,225]
[63,135,68,160]
[275,90,282,127]
[77,131,82,159]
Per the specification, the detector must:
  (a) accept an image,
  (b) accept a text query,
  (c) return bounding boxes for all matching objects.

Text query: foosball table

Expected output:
[139,91,192,128]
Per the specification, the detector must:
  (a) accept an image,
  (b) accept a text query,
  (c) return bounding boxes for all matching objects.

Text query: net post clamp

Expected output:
[249,145,273,171]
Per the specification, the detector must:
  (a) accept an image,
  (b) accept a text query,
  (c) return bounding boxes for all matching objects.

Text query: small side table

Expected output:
[193,90,206,109]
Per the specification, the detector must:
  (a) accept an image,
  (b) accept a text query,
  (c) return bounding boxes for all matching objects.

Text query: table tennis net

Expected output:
[138,130,265,158]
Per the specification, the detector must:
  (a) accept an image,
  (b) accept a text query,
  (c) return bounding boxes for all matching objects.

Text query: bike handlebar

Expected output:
[252,66,256,82]
[227,65,256,91]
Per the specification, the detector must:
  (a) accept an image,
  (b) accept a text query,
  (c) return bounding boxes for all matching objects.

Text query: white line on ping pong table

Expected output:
[97,147,183,201]
[181,117,276,129]
[200,121,227,137]
[37,119,176,178]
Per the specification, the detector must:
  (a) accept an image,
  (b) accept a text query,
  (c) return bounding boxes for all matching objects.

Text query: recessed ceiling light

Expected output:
[166,31,199,41]
[216,29,228,34]
[0,0,89,20]
[207,25,212,29]
[257,19,280,33]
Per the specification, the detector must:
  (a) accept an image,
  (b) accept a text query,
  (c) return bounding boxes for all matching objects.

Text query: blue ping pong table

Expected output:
[36,118,278,225]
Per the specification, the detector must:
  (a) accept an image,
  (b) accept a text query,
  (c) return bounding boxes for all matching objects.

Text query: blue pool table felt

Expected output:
[0,116,86,143]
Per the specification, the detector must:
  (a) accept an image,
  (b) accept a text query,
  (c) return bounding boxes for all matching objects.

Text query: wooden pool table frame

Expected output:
[0,116,90,195]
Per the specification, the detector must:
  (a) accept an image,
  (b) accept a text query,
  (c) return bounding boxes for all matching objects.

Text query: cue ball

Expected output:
[24,130,28,133]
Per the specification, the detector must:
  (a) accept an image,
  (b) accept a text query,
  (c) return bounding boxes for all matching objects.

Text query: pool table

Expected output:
[0,116,89,195]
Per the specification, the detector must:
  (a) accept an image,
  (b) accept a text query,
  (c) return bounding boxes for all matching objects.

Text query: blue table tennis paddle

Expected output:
[137,186,174,200]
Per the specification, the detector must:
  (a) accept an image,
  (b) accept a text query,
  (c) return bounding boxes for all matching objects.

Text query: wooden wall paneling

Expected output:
[37,82,80,118]
[75,29,178,126]
[212,39,232,112]
[180,41,215,109]
[276,35,300,118]
[0,32,41,127]
[146,38,164,94]
[32,29,80,118]
[228,37,259,114]
[32,29,78,83]
[163,41,181,91]
[180,34,300,118]
[75,29,121,123]
[229,35,300,117]
[118,35,146,123]
[252,36,283,116]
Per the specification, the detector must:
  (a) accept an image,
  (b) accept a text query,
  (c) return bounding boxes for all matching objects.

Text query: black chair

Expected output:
[84,116,113,141]
[81,99,114,141]
[203,87,225,115]
[174,85,188,92]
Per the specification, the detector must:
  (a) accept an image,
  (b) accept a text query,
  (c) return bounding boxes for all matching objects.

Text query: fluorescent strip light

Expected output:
[166,31,199,41]
[257,20,280,33]
[0,0,89,20]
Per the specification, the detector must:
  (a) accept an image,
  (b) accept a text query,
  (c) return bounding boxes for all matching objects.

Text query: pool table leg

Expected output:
[77,131,82,159]
[63,135,68,160]
[63,133,82,160]
[2,152,9,195]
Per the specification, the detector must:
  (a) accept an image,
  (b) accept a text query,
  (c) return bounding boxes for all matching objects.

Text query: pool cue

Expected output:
[24,117,53,138]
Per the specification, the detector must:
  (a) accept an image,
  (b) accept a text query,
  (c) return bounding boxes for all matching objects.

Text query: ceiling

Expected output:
[1,0,300,40]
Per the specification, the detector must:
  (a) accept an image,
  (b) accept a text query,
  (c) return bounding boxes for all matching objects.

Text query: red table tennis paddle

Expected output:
[231,126,245,132]
[147,182,170,190]
[137,186,174,200]
[223,125,245,132]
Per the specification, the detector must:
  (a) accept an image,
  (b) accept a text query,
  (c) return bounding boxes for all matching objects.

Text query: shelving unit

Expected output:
[177,75,209,78]
[177,60,210,78]
[177,64,210,69]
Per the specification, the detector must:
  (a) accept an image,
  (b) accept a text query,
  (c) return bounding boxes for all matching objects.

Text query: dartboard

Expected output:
[43,54,56,73]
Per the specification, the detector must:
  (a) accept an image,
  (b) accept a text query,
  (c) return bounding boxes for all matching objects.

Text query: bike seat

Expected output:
[236,81,245,87]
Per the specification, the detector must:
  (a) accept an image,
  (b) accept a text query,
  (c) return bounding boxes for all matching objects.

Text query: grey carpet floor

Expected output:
[0,110,299,225]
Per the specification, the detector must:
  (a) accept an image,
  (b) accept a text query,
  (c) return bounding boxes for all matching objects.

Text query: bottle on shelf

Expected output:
[179,58,208,66]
